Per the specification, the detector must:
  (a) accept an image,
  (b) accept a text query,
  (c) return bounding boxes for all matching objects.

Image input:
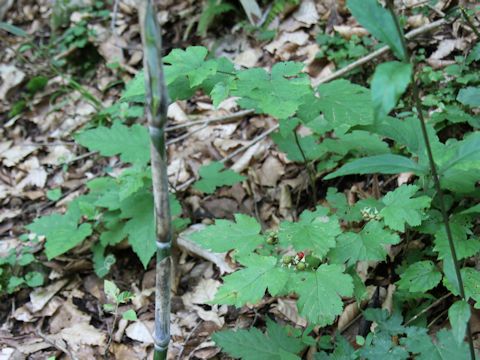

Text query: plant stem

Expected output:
[138,0,172,359]
[293,130,317,206]
[386,2,476,358]
[460,7,480,38]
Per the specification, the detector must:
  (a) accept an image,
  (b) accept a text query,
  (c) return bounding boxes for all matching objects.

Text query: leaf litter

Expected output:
[0,0,479,359]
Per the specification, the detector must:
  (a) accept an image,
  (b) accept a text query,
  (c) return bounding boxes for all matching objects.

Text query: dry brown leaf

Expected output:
[234,48,263,68]
[176,225,235,274]
[293,0,319,26]
[337,302,360,332]
[57,322,106,351]
[333,25,369,39]
[125,321,155,344]
[27,278,69,313]
[265,31,309,53]
[272,298,307,327]
[0,144,38,167]
[0,64,25,99]
[182,278,221,308]
[257,155,285,187]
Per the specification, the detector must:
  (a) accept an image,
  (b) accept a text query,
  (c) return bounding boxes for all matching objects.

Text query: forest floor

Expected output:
[0,0,479,359]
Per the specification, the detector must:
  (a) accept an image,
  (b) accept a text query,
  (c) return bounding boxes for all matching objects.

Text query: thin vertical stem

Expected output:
[386,2,475,358]
[460,7,480,38]
[293,130,317,206]
[138,1,172,359]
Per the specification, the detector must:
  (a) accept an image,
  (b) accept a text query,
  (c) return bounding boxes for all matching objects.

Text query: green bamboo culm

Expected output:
[137,1,172,359]
[385,1,476,359]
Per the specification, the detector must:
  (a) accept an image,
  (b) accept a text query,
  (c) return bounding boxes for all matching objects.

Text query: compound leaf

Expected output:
[190,214,264,258]
[193,161,245,194]
[213,318,304,360]
[27,211,92,260]
[380,185,431,231]
[233,62,311,119]
[75,122,150,166]
[213,254,290,306]
[329,221,400,266]
[119,189,156,268]
[397,261,442,293]
[279,207,341,259]
[164,46,218,87]
[290,264,353,326]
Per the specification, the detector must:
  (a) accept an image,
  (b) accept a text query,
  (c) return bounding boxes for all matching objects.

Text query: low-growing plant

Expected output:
[13,0,480,357]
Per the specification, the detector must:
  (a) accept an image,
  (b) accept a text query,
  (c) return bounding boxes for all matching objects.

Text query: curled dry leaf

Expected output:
[337,302,360,332]
[125,320,155,344]
[27,278,69,313]
[272,298,308,327]
[0,64,25,99]
[293,0,319,26]
[333,25,369,39]
[176,225,235,274]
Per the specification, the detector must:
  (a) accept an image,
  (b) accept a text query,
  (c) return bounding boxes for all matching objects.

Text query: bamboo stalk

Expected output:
[137,1,172,359]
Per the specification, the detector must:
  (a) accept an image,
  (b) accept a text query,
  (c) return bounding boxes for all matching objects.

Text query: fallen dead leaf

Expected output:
[0,64,25,99]
[57,322,106,351]
[293,0,319,26]
[27,278,69,313]
[0,143,38,167]
[125,320,155,344]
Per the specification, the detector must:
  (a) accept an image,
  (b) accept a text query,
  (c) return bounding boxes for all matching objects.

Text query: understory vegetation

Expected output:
[1,0,479,358]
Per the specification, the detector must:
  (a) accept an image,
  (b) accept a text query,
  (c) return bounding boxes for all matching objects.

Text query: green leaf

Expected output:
[75,122,150,166]
[26,76,49,94]
[0,22,28,37]
[122,309,138,321]
[197,0,235,37]
[317,80,374,133]
[119,190,156,268]
[347,0,407,61]
[24,271,44,288]
[461,203,480,215]
[444,267,480,308]
[440,132,480,174]
[104,279,120,301]
[396,261,442,293]
[193,161,245,193]
[380,185,431,231]
[92,244,116,278]
[457,87,480,107]
[371,61,412,118]
[434,222,480,260]
[291,264,353,326]
[27,213,92,260]
[213,318,305,360]
[46,188,62,201]
[121,71,145,103]
[448,300,471,345]
[329,221,400,266]
[164,46,218,87]
[279,207,341,259]
[213,254,290,306]
[403,328,470,360]
[190,214,264,258]
[324,154,426,179]
[233,62,311,119]
[466,43,480,64]
[7,276,25,294]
